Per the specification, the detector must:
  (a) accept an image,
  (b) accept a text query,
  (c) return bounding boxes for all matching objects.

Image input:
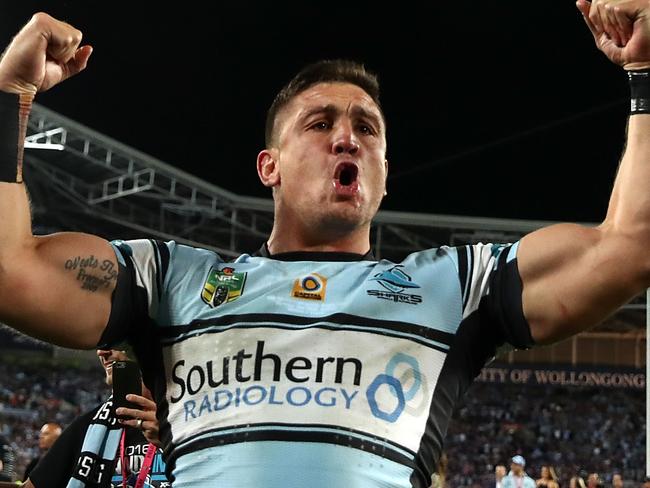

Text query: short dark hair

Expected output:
[265,59,383,147]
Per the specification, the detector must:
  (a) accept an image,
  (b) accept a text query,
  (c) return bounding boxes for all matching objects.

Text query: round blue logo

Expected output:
[366,353,422,423]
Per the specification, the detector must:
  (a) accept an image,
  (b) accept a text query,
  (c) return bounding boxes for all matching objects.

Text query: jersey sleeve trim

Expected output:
[483,243,535,349]
[454,242,535,350]
[97,239,170,348]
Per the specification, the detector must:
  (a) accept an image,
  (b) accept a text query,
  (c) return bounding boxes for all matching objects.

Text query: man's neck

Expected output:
[267,239,370,255]
[266,221,371,255]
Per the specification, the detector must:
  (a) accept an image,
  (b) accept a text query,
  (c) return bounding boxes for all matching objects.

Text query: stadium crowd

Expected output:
[0,358,643,486]
[444,383,645,488]
[0,360,108,480]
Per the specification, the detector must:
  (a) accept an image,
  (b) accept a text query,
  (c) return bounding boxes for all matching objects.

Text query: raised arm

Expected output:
[0,13,115,348]
[518,0,650,344]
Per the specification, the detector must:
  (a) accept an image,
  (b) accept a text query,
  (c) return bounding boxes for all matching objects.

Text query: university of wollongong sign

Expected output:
[477,363,645,389]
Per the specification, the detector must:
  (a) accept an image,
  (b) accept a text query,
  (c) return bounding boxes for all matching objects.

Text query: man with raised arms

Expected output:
[0,2,648,486]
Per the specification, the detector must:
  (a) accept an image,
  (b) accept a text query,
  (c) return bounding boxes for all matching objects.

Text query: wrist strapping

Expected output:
[628,69,650,115]
[0,91,32,183]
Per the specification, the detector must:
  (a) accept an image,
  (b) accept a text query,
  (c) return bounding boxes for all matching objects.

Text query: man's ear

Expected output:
[383,159,389,196]
[257,149,280,188]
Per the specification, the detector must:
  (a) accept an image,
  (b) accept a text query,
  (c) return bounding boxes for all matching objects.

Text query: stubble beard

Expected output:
[309,198,375,239]
[276,184,380,243]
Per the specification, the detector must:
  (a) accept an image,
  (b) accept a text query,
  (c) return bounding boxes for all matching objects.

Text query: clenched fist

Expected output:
[577,0,650,70]
[0,12,93,96]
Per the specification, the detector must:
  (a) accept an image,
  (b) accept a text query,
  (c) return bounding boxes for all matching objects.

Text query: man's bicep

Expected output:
[0,231,117,348]
[518,223,644,344]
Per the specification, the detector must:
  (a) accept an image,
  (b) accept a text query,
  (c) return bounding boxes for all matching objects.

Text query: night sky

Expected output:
[1,2,631,223]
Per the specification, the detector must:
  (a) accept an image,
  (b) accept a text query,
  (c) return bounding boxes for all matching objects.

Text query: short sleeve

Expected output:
[97,239,171,348]
[455,242,535,350]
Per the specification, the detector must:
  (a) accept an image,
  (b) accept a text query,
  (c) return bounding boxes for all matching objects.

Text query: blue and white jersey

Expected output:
[101,241,534,488]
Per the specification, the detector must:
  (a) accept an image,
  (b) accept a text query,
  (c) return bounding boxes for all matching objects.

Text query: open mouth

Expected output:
[334,162,359,186]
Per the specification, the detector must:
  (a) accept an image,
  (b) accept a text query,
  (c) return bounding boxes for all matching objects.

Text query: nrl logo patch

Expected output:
[201,266,247,308]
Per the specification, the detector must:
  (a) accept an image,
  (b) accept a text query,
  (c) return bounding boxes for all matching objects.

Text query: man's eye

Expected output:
[358,124,374,135]
[311,121,330,130]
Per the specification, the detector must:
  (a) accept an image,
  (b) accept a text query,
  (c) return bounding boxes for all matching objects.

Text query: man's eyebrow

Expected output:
[299,104,383,129]
[298,104,339,121]
[350,106,383,129]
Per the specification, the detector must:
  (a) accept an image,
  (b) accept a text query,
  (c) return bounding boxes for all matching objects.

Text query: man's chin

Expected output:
[317,208,370,234]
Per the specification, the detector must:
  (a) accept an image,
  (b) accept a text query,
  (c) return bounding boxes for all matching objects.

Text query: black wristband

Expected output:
[628,69,650,115]
[0,91,21,182]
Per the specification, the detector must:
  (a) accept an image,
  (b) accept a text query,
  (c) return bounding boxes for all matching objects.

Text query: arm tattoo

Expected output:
[64,256,118,292]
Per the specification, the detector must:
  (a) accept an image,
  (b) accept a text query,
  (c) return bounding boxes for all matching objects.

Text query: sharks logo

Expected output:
[370,267,421,293]
[367,266,422,305]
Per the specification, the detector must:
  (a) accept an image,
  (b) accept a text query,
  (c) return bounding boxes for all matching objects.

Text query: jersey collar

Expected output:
[254,243,375,262]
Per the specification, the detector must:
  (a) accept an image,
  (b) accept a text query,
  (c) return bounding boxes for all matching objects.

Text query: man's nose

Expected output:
[331,122,359,155]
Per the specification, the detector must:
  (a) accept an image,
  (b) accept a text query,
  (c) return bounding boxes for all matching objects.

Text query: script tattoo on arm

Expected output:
[64,255,118,292]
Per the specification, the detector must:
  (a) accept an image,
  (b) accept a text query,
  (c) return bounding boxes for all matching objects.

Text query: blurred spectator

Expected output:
[0,437,14,482]
[587,473,602,488]
[536,466,559,488]
[0,460,9,482]
[611,473,623,488]
[431,452,448,488]
[571,476,587,488]
[496,465,507,488]
[22,422,61,480]
[502,455,535,488]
